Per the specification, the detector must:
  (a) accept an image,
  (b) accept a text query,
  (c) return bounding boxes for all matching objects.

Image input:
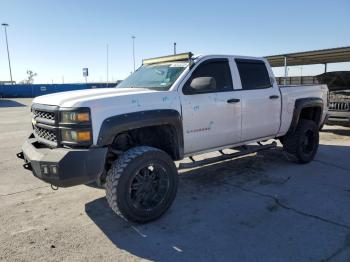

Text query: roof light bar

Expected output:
[143,52,193,65]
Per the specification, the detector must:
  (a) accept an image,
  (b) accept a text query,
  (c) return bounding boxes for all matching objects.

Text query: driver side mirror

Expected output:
[190,77,216,93]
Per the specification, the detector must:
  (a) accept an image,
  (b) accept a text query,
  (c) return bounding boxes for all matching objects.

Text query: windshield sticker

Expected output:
[170,63,188,68]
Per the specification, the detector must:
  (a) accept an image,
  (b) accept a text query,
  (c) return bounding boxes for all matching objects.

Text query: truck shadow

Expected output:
[321,126,350,136]
[84,144,350,261]
[84,148,290,261]
[0,99,27,108]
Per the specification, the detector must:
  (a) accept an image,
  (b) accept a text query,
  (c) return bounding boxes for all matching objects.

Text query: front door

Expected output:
[180,58,242,155]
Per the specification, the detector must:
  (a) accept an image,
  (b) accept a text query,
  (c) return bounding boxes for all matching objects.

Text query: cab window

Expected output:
[183,59,233,95]
[235,59,272,90]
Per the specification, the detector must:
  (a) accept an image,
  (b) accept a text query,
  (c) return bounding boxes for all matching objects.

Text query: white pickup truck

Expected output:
[18,53,328,223]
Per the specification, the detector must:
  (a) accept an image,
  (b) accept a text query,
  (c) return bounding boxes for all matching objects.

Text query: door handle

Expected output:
[227,98,240,104]
[269,95,280,99]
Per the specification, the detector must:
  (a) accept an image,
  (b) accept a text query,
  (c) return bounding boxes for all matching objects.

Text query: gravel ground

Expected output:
[0,98,350,262]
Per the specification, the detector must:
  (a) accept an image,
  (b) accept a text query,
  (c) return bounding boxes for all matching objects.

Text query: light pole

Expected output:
[2,23,13,84]
[173,42,177,55]
[131,35,136,72]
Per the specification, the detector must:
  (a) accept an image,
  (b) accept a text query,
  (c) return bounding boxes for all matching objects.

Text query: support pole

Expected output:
[324,63,327,73]
[106,44,109,87]
[284,56,288,85]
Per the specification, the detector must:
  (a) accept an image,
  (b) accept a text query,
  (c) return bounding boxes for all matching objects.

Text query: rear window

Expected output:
[236,59,271,90]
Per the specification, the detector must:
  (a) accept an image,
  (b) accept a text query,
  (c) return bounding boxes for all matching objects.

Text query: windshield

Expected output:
[118,62,188,91]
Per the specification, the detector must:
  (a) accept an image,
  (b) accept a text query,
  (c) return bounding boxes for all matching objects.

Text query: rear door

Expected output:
[235,59,281,141]
[180,58,242,155]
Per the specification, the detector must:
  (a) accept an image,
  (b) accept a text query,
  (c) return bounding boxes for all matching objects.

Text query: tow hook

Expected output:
[51,184,59,191]
[23,162,32,171]
[16,152,24,159]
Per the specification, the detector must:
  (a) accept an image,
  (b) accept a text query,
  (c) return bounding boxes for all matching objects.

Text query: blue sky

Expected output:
[0,0,349,84]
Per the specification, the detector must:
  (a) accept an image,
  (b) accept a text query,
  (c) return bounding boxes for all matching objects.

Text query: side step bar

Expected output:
[178,141,277,169]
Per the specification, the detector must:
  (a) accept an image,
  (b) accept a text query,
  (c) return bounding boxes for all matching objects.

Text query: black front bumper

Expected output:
[19,137,108,187]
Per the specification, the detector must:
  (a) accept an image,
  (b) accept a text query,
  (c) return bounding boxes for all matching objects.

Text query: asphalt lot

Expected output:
[0,98,350,262]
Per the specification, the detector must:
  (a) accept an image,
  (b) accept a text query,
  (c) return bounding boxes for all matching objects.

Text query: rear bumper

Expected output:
[19,137,108,187]
[326,111,350,126]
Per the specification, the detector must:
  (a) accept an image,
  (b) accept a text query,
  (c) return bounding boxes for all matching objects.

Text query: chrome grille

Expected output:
[33,125,57,142]
[329,102,350,112]
[32,109,55,121]
[31,105,58,145]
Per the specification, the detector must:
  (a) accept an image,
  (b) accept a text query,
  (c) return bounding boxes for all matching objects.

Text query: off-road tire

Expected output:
[283,119,319,163]
[106,146,178,223]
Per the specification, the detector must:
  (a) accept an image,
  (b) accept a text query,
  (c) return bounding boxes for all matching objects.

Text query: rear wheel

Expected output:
[106,146,178,223]
[282,119,319,163]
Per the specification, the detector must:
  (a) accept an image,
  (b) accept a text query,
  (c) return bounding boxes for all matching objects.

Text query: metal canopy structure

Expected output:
[265,46,350,67]
[265,46,350,85]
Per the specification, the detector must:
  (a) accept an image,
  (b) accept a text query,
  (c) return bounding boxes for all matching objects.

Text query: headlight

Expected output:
[59,108,92,146]
[61,129,92,143]
[60,111,90,124]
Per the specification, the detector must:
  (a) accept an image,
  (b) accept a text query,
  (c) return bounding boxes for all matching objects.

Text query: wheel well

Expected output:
[299,107,322,125]
[110,125,180,161]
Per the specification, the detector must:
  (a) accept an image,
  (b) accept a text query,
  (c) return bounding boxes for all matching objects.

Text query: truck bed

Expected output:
[278,84,328,136]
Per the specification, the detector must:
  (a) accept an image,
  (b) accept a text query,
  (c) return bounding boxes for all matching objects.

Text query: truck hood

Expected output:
[32,87,182,145]
[32,87,156,107]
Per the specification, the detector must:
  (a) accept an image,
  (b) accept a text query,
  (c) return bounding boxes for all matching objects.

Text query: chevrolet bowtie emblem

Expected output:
[32,118,37,125]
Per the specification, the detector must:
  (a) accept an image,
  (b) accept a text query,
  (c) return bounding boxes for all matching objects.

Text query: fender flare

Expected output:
[289,97,324,133]
[97,109,184,159]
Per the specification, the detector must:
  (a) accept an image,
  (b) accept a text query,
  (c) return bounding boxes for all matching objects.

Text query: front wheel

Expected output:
[105,146,178,223]
[282,120,319,163]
